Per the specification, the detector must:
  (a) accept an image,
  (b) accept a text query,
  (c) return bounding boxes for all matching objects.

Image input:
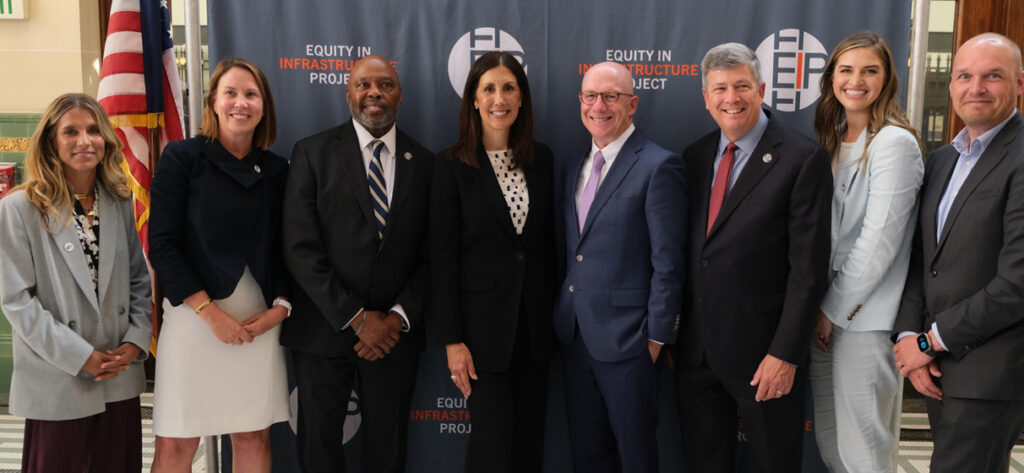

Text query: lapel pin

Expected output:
[64,242,74,252]
[404,152,413,160]
[254,164,262,173]
[762,153,773,164]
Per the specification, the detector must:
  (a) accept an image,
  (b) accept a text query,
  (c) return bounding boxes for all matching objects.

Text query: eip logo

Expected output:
[290,388,361,444]
[448,27,527,97]
[755,29,828,112]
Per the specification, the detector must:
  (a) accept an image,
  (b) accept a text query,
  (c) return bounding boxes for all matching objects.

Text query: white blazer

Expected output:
[820,125,923,331]
[0,185,152,420]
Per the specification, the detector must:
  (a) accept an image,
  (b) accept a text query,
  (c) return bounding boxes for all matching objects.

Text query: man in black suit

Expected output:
[674,42,831,472]
[893,33,1024,473]
[281,54,433,473]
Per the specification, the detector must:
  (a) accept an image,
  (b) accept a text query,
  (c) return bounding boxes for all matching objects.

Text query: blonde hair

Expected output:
[814,31,925,167]
[14,93,130,227]
[198,58,277,149]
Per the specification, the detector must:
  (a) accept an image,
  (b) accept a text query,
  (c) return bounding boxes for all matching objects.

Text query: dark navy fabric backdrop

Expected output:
[207,2,912,471]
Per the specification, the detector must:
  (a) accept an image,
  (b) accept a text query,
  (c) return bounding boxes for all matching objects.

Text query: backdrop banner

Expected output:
[207,2,911,471]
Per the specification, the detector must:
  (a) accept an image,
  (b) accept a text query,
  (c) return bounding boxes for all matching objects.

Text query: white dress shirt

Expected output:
[344,120,409,331]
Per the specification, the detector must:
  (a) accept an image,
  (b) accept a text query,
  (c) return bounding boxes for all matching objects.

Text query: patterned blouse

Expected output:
[487,149,530,235]
[72,194,99,295]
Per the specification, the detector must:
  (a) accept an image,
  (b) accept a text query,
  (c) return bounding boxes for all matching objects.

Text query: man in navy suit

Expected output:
[674,43,831,473]
[554,61,687,473]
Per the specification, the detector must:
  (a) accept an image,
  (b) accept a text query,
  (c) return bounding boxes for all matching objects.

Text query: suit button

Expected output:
[930,270,938,278]
[701,259,709,268]
[569,285,575,293]
[119,307,126,315]
[576,254,583,262]
[68,320,77,330]
[515,252,524,261]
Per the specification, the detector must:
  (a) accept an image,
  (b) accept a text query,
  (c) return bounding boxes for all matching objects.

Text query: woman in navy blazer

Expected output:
[149,58,290,472]
[432,51,556,473]
[810,32,925,473]
[0,93,152,472]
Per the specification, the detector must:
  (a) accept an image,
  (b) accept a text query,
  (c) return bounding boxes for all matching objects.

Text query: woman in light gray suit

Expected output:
[809,32,925,473]
[0,93,152,473]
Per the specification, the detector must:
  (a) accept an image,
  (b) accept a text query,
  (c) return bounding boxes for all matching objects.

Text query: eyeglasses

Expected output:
[578,91,633,105]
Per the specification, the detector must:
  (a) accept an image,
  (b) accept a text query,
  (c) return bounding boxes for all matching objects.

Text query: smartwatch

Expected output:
[916,332,936,357]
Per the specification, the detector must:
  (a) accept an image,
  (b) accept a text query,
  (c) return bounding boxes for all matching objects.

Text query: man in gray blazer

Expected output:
[893,32,1024,473]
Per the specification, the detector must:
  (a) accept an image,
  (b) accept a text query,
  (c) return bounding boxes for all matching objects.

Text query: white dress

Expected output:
[153,267,290,437]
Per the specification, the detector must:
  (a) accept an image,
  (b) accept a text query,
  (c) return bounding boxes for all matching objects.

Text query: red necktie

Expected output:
[707,142,737,235]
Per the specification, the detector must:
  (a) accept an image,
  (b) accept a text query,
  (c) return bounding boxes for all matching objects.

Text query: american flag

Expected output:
[97,0,185,255]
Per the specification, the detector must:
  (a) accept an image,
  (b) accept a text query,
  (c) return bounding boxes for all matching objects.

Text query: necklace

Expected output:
[74,189,97,217]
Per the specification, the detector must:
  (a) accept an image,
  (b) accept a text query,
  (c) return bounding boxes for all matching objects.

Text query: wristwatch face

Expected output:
[917,333,933,355]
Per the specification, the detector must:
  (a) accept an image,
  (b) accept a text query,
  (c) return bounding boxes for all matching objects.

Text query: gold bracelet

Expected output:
[194,298,213,314]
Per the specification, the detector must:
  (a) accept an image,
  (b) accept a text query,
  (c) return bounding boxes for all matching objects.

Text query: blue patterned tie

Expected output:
[368,140,388,239]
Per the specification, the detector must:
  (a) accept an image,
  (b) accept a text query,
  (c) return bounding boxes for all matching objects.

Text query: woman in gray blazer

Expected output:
[809,32,926,473]
[0,93,152,472]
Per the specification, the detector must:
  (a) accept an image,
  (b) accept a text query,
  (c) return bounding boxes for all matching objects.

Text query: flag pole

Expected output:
[184,1,218,469]
[184,0,203,137]
[906,0,930,132]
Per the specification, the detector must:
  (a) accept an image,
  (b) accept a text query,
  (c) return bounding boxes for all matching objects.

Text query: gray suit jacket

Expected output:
[0,185,152,420]
[894,112,1024,400]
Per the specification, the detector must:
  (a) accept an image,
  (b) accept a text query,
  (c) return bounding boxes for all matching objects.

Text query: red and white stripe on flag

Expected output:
[97,0,185,255]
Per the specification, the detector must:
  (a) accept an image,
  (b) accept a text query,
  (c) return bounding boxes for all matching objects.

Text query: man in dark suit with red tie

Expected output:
[281,54,433,473]
[674,42,831,473]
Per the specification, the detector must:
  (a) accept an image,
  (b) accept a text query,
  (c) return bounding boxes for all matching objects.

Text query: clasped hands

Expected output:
[354,310,403,361]
[81,342,141,381]
[893,332,943,400]
[200,302,288,345]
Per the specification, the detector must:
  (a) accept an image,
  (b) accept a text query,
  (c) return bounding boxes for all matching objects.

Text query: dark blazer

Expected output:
[678,111,831,377]
[281,120,433,357]
[893,112,1024,400]
[553,129,688,363]
[431,144,556,372]
[150,136,289,307]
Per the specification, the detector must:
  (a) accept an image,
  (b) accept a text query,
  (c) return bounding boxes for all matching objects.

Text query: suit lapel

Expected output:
[693,137,716,249]
[520,156,548,241]
[96,186,119,303]
[935,115,1021,259]
[382,133,417,245]
[580,132,642,239]
[706,122,780,238]
[476,148,518,239]
[335,124,376,232]
[565,150,587,242]
[48,211,99,313]
[920,147,956,260]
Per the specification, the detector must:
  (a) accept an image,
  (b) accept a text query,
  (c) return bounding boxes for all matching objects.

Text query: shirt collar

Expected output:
[590,123,636,162]
[718,109,769,156]
[952,109,1016,156]
[352,119,398,156]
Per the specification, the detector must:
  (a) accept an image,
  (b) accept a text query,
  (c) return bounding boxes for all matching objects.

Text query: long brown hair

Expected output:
[447,51,535,169]
[814,31,924,166]
[198,58,277,149]
[14,93,130,227]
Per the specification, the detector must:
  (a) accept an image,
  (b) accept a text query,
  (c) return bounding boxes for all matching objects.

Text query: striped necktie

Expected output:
[368,140,388,239]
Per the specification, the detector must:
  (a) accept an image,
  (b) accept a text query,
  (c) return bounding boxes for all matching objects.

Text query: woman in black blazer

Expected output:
[432,51,556,473]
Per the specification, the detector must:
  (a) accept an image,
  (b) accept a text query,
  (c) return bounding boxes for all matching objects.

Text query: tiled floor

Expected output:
[0,393,209,473]
[0,396,1018,472]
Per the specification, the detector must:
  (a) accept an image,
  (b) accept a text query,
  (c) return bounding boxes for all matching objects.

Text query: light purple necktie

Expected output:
[577,150,606,232]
